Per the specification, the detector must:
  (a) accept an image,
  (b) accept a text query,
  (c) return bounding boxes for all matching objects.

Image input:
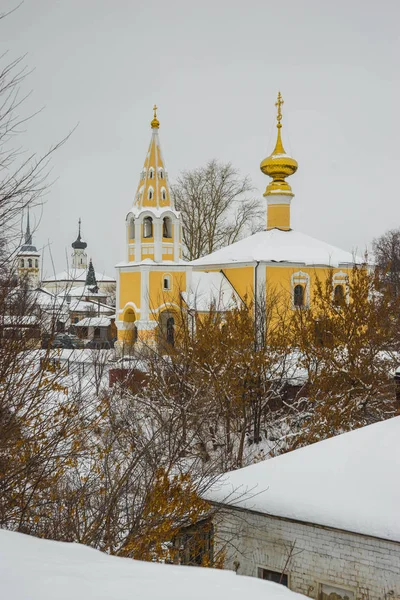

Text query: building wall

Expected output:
[214,509,400,600]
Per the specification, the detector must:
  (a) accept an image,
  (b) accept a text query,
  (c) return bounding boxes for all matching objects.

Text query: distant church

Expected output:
[16,212,41,289]
[115,95,357,353]
[41,219,115,297]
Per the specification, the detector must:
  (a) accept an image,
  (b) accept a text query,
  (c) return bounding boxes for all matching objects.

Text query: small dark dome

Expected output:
[72,219,87,250]
[72,235,87,250]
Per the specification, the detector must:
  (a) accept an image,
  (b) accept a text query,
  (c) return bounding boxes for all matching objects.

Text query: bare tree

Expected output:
[373,228,400,296]
[171,159,263,260]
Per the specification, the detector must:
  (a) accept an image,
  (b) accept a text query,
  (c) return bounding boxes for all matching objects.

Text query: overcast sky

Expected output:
[2,0,400,277]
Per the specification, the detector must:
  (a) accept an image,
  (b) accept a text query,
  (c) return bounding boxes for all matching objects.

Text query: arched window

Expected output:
[129,218,135,239]
[28,259,33,268]
[334,284,345,305]
[35,259,39,268]
[163,216,172,238]
[149,168,154,179]
[163,275,171,291]
[294,284,304,307]
[94,327,101,339]
[159,169,164,179]
[20,259,24,268]
[159,311,175,347]
[148,188,153,200]
[143,217,153,238]
[166,317,175,346]
[162,189,166,201]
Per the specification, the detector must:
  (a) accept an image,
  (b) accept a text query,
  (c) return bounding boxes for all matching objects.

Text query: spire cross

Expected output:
[275,92,284,126]
[153,104,158,119]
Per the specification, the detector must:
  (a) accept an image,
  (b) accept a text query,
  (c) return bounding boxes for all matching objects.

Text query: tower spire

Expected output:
[260,92,298,230]
[25,209,32,246]
[133,105,172,210]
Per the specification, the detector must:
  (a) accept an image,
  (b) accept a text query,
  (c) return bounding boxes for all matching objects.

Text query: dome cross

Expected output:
[275,92,284,127]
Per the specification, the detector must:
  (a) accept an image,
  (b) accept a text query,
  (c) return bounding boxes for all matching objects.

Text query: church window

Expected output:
[159,169,164,179]
[35,259,39,268]
[166,316,175,346]
[129,218,135,240]
[163,275,171,291]
[149,168,154,179]
[294,284,304,307]
[20,259,24,268]
[28,259,33,268]
[162,189,167,201]
[148,188,154,200]
[143,217,153,238]
[159,311,176,347]
[163,216,172,238]
[334,284,345,306]
[258,568,288,587]
[94,327,101,339]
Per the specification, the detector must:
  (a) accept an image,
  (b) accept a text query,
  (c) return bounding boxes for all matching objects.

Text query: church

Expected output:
[115,95,357,353]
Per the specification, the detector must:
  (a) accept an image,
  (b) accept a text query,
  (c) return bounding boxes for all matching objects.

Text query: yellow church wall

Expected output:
[218,266,255,300]
[148,270,187,316]
[265,265,354,307]
[118,271,141,313]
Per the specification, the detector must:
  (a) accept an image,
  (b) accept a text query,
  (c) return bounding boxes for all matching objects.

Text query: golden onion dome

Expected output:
[260,92,298,196]
[151,104,160,129]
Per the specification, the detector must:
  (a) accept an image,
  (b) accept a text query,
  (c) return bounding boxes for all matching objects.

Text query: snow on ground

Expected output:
[0,530,306,600]
[205,417,400,542]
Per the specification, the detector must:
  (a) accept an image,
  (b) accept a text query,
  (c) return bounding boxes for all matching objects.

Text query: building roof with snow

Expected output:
[205,417,400,542]
[182,271,242,312]
[42,268,115,284]
[191,228,360,269]
[74,316,112,328]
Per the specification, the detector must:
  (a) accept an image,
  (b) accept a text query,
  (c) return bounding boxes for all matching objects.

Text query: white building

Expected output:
[16,212,41,289]
[204,417,400,600]
[41,220,115,299]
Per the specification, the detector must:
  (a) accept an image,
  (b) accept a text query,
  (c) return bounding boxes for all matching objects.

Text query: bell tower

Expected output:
[16,210,41,288]
[125,105,182,264]
[71,219,88,269]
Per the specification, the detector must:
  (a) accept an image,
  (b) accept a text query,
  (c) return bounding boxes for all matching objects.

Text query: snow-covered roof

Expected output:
[1,315,38,326]
[206,417,400,542]
[182,271,242,312]
[0,530,306,600]
[69,299,114,314]
[42,269,115,283]
[63,285,108,298]
[115,258,188,268]
[191,229,360,268]
[74,317,112,327]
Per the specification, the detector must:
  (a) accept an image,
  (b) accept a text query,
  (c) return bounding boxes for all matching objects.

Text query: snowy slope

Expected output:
[191,228,359,267]
[206,417,400,542]
[0,530,306,600]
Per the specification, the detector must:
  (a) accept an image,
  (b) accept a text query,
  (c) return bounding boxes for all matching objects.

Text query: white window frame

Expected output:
[162,274,172,291]
[291,270,310,308]
[333,270,349,303]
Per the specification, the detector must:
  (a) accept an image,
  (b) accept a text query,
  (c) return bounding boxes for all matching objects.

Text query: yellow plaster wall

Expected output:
[267,204,290,230]
[119,271,141,312]
[265,265,354,306]
[219,266,254,300]
[148,270,187,315]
